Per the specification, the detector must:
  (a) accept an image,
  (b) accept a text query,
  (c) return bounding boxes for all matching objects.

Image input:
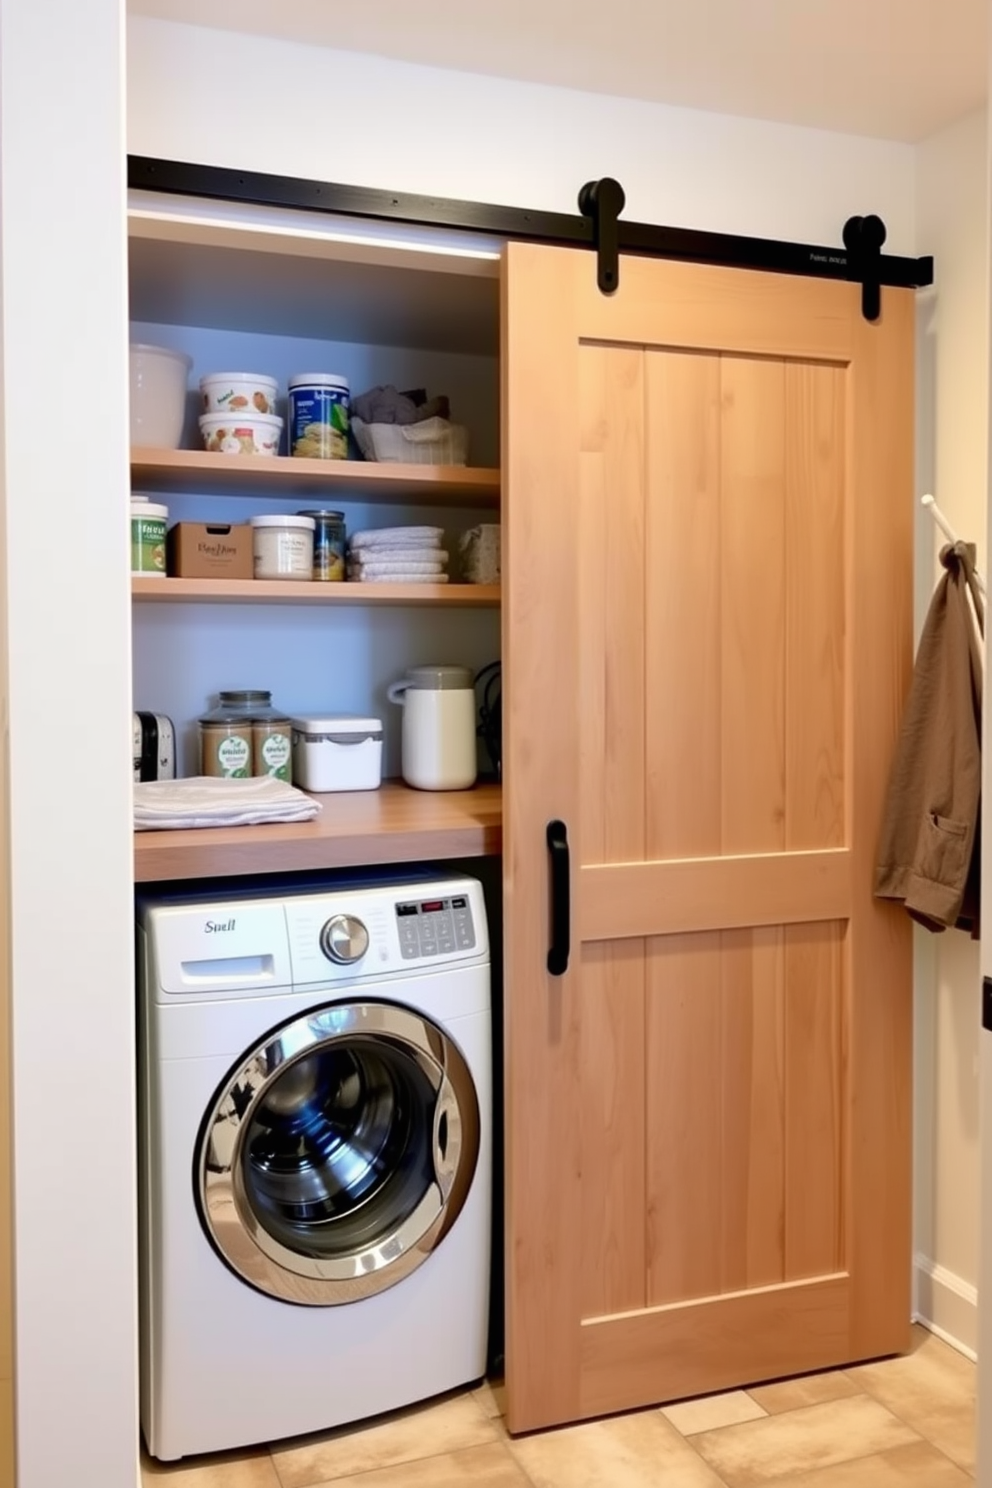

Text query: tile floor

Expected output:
[141,1325,976,1487]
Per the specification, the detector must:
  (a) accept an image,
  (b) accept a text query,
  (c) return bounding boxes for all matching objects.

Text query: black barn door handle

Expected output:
[546,819,570,976]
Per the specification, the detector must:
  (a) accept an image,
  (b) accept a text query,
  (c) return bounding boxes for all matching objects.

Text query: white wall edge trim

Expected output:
[913,1252,979,1361]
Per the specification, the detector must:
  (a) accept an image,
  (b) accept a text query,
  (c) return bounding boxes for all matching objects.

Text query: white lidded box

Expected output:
[290,715,383,792]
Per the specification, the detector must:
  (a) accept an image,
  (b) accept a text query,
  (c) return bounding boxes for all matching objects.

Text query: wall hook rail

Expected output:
[578,177,626,294]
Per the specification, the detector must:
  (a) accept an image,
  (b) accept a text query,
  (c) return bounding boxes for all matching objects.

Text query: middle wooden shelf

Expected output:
[132,448,501,506]
[132,578,500,606]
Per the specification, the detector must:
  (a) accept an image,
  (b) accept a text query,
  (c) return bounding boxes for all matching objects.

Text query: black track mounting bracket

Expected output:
[843,214,887,322]
[578,177,626,294]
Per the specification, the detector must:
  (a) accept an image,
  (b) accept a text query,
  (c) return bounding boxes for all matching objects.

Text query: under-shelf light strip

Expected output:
[128,195,502,262]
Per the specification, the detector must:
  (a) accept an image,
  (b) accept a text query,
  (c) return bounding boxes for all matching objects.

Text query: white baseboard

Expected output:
[913,1251,978,1360]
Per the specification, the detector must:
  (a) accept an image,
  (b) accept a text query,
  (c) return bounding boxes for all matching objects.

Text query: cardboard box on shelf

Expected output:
[167,522,253,579]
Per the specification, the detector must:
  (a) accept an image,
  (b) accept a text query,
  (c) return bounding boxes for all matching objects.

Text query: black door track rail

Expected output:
[128,156,934,321]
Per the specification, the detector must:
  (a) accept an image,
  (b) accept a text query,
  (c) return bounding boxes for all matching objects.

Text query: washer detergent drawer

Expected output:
[147,901,293,997]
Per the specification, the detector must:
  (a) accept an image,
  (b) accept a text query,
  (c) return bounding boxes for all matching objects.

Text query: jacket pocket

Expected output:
[919,812,971,889]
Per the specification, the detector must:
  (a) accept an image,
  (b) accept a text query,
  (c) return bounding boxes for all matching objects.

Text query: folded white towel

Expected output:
[349,556,448,576]
[347,570,450,584]
[348,526,444,550]
[134,776,322,831]
[349,547,448,563]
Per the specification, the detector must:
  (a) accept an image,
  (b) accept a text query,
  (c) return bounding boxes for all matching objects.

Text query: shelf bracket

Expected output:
[578,177,626,295]
[843,213,887,323]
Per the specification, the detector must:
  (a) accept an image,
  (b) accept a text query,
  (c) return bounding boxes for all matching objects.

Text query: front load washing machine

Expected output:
[136,872,491,1461]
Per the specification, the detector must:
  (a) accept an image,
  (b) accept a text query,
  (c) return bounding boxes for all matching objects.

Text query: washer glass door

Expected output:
[197,1001,480,1304]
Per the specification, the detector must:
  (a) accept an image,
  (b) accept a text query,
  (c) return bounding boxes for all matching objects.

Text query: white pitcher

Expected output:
[387,666,477,791]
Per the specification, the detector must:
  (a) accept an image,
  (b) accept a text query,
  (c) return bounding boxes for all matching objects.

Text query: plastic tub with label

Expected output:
[200,372,279,417]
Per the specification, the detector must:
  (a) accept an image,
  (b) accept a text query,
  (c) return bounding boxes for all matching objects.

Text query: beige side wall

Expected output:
[0,104,14,1487]
[914,106,989,1355]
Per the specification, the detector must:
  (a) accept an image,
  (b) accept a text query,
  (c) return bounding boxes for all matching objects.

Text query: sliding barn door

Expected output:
[502,243,914,1434]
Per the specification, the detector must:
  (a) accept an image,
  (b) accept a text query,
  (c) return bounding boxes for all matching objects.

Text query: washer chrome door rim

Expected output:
[198,1001,480,1305]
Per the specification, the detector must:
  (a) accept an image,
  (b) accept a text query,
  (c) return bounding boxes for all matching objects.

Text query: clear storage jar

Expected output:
[198,692,258,778]
[198,690,292,782]
[298,509,346,581]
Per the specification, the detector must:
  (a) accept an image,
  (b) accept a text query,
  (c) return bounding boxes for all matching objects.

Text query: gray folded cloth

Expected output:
[134,776,321,831]
[351,385,450,426]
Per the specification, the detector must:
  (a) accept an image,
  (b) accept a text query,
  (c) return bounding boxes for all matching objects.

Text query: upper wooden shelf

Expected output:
[132,578,499,606]
[131,448,500,506]
[133,780,502,882]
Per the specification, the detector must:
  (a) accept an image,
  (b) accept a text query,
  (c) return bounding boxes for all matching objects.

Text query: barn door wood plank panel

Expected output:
[645,933,723,1307]
[784,362,846,852]
[576,342,648,1321]
[784,921,845,1280]
[644,350,722,861]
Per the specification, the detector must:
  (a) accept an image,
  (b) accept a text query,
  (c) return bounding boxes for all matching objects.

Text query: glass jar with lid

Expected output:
[198,690,293,783]
[249,693,293,782]
[298,509,346,581]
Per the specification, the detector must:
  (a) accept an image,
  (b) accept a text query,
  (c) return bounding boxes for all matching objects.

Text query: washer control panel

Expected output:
[139,874,488,997]
[396,895,476,960]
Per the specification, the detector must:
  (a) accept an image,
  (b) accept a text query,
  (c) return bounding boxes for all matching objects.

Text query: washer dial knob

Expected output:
[320,914,370,965]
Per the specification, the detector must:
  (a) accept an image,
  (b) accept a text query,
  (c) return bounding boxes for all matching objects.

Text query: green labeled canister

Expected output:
[130,496,168,576]
[251,696,293,782]
[198,690,293,783]
[199,691,264,779]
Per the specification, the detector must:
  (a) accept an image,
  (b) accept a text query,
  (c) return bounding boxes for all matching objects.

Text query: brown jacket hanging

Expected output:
[875,541,984,936]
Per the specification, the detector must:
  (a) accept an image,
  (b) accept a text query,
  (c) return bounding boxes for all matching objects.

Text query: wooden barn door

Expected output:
[502,243,914,1433]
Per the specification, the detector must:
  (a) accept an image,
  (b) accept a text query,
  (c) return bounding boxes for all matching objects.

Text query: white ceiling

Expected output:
[130,0,987,143]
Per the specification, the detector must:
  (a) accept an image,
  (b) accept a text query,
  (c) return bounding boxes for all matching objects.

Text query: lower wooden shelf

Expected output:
[132,578,499,606]
[133,780,502,882]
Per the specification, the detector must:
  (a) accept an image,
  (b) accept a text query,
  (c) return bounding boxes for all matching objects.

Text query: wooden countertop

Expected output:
[133,780,502,883]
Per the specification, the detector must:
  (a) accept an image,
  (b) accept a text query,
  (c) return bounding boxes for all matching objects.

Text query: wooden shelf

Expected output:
[131,577,499,606]
[131,448,500,506]
[133,780,502,882]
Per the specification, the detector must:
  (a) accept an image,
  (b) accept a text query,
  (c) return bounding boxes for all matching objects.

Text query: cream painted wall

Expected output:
[0,1,139,1486]
[913,107,988,1358]
[0,57,13,1487]
[126,17,918,253]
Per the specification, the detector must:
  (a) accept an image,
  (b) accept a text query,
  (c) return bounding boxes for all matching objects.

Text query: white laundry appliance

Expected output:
[136,871,492,1462]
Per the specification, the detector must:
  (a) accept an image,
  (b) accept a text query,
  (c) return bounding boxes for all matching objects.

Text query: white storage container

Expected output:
[387,666,477,791]
[200,412,283,456]
[251,514,315,580]
[290,715,383,792]
[129,343,192,449]
[200,372,279,417]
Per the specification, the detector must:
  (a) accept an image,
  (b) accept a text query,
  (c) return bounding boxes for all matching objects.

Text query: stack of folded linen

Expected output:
[347,525,449,583]
[134,776,322,831]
